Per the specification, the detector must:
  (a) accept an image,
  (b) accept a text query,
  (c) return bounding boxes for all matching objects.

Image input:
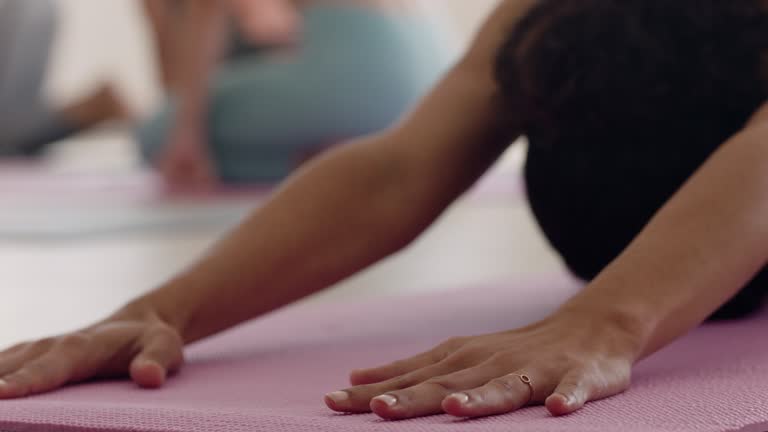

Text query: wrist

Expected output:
[110,297,167,327]
[116,283,195,342]
[557,295,655,362]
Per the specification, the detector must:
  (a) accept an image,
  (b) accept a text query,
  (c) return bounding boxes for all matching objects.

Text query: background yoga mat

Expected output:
[1,274,767,432]
[0,201,257,240]
[0,166,264,239]
[0,163,522,239]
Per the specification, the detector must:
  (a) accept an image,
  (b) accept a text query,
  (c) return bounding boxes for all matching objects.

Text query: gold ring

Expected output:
[511,374,534,405]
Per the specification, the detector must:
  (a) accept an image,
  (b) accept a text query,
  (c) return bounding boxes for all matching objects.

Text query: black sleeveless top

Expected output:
[524,125,768,320]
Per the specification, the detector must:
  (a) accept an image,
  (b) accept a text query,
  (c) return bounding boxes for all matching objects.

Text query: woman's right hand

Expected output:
[158,127,218,193]
[0,306,184,398]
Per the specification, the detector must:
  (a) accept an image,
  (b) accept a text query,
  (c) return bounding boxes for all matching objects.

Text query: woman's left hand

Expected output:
[229,0,301,45]
[325,309,643,420]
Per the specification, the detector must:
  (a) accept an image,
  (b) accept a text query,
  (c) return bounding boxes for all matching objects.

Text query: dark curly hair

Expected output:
[495,0,768,319]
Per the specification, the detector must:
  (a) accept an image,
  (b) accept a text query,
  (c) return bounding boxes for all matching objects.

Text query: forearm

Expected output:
[563,122,768,359]
[171,0,227,129]
[139,136,445,343]
[143,0,176,88]
[126,0,531,345]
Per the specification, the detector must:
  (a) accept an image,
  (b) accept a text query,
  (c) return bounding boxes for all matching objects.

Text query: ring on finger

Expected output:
[506,373,534,406]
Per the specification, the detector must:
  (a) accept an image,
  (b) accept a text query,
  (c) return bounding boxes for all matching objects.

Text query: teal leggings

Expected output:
[137,5,449,183]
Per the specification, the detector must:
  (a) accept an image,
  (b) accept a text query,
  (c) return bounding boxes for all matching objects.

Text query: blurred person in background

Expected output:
[138,0,449,189]
[0,0,130,157]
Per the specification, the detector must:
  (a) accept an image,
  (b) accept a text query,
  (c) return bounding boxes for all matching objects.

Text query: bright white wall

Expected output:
[47,0,159,112]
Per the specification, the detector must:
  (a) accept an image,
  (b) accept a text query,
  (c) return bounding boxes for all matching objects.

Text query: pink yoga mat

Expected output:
[1,275,766,432]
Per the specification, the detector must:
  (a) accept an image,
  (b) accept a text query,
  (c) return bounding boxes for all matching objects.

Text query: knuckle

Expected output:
[439,337,468,352]
[58,333,92,351]
[483,352,523,372]
[442,342,497,365]
[439,351,469,368]
[389,373,421,390]
[389,358,413,371]
[33,338,56,350]
[422,378,458,393]
[489,376,517,392]
[150,324,183,345]
[20,362,49,378]
[487,352,515,365]
[427,348,446,363]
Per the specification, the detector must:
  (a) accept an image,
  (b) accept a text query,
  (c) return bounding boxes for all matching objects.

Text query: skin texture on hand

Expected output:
[0,307,184,398]
[325,310,640,419]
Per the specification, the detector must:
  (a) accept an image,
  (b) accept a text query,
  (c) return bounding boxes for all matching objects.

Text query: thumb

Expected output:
[129,327,184,389]
[545,370,591,416]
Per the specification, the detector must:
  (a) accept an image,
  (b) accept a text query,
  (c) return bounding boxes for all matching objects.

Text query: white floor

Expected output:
[1,0,565,350]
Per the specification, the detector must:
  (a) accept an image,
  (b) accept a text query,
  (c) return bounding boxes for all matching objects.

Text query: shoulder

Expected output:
[461,0,539,70]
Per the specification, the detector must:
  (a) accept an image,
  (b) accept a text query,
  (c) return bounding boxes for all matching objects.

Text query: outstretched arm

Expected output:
[329,109,768,419]
[139,0,530,344]
[566,103,768,357]
[0,0,529,399]
[145,0,227,189]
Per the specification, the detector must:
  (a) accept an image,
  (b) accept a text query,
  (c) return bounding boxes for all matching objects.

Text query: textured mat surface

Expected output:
[1,275,767,432]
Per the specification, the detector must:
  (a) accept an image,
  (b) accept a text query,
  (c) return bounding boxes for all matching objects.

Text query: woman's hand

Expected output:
[325,309,643,420]
[158,127,218,193]
[229,0,301,45]
[0,305,184,398]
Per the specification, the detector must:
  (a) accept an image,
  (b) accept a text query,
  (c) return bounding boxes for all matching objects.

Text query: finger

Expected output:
[0,337,88,398]
[348,350,440,386]
[326,359,461,414]
[0,351,32,378]
[546,364,631,416]
[0,342,30,357]
[0,341,52,377]
[370,362,505,420]
[545,370,591,416]
[129,327,184,389]
[445,368,555,418]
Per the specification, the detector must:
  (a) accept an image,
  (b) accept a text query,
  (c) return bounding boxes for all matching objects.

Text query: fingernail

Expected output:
[448,393,470,404]
[325,391,349,405]
[373,394,398,407]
